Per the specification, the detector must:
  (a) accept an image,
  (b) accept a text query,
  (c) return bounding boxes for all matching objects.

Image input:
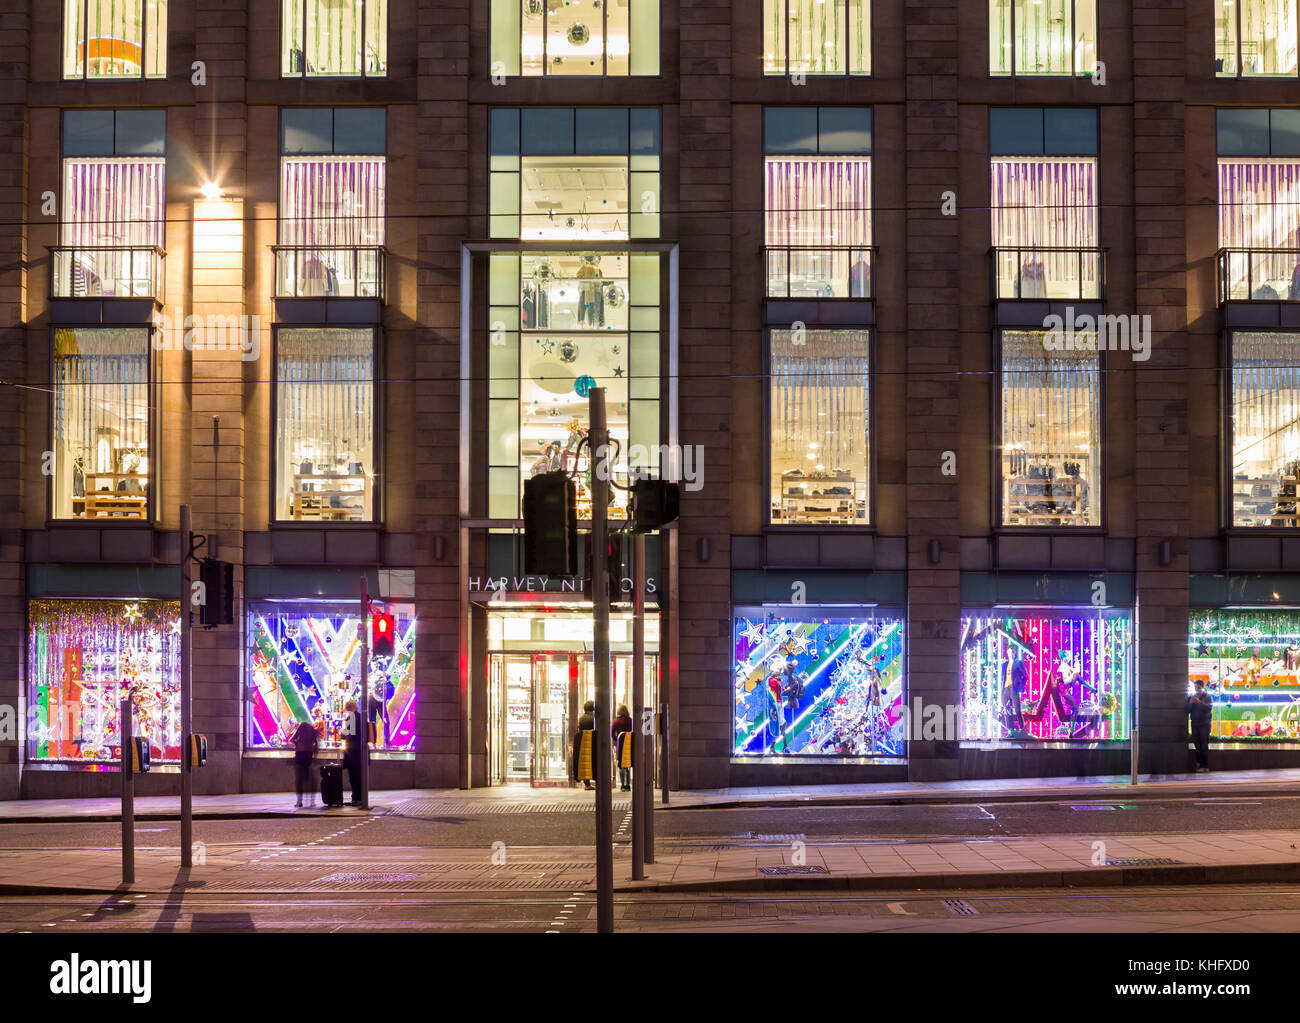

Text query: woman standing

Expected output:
[289,716,319,809]
[573,700,596,790]
[612,704,633,792]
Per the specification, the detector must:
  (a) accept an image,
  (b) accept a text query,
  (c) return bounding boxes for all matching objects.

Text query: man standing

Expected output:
[1188,680,1214,773]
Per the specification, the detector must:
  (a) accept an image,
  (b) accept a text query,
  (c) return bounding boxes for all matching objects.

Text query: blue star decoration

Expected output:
[613,366,624,377]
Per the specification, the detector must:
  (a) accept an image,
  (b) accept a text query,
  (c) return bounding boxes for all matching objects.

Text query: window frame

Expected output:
[989,0,1097,79]
[1216,0,1300,78]
[47,323,159,526]
[492,0,663,79]
[1222,328,1300,531]
[762,0,872,78]
[992,328,1107,533]
[269,324,384,528]
[62,0,168,81]
[763,325,876,531]
[280,0,388,79]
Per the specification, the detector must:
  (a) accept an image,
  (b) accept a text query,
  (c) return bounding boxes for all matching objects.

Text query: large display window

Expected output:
[1189,610,1300,740]
[247,603,416,752]
[960,608,1132,742]
[763,0,870,76]
[282,0,387,77]
[1217,0,1299,77]
[733,608,905,758]
[1229,332,1300,527]
[64,0,168,79]
[491,0,660,77]
[989,0,1096,77]
[28,599,181,763]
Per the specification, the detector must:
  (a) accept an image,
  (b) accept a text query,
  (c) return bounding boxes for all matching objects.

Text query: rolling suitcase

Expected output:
[320,763,344,807]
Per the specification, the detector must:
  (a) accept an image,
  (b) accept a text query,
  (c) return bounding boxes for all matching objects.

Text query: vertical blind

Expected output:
[52,328,150,518]
[1219,160,1300,248]
[283,0,387,76]
[989,0,1093,76]
[62,158,165,247]
[765,157,871,248]
[279,156,386,247]
[991,157,1097,284]
[765,0,869,74]
[1232,332,1300,483]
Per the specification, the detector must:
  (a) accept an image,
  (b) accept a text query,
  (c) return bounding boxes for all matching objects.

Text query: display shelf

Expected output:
[290,472,370,521]
[1004,475,1087,527]
[776,469,860,525]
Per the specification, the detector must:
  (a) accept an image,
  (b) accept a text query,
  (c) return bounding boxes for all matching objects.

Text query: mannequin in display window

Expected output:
[1027,650,1078,736]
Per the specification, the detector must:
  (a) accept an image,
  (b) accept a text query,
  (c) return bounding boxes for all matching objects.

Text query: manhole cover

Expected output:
[943,899,979,916]
[1105,858,1182,867]
[315,872,423,883]
[759,865,828,875]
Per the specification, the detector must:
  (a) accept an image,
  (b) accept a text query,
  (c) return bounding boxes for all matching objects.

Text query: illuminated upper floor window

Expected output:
[491,0,660,77]
[763,0,870,76]
[64,0,167,79]
[282,0,387,77]
[989,0,1096,77]
[1217,0,1299,76]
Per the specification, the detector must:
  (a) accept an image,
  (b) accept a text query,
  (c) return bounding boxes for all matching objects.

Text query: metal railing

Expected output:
[49,245,165,300]
[992,246,1105,301]
[273,245,386,300]
[1218,248,1300,303]
[765,246,875,299]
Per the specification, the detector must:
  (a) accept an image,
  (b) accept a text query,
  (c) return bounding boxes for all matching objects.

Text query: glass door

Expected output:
[488,655,504,784]
[532,655,573,786]
[502,655,532,782]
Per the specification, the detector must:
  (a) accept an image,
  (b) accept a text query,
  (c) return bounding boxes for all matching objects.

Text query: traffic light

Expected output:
[630,479,681,533]
[190,734,208,768]
[584,531,627,603]
[371,611,396,658]
[199,558,234,627]
[131,736,150,773]
[523,471,578,576]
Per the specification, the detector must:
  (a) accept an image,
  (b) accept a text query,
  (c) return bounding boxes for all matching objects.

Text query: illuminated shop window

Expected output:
[491,0,660,77]
[57,110,166,301]
[764,108,872,299]
[274,328,377,522]
[1217,109,1300,301]
[769,329,870,526]
[960,608,1132,743]
[991,108,1100,301]
[248,603,415,751]
[1000,331,1101,528]
[988,0,1095,77]
[1217,0,1298,77]
[763,0,870,76]
[28,599,181,763]
[52,327,152,521]
[278,108,386,298]
[1229,332,1300,527]
[64,0,167,79]
[489,108,661,241]
[1189,610,1300,740]
[733,609,905,758]
[282,0,386,77]
[486,251,662,520]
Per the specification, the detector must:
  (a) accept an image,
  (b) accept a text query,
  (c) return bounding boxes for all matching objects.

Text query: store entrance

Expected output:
[488,650,660,788]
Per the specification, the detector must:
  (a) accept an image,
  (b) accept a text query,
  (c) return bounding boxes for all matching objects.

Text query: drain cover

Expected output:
[759,865,828,876]
[315,872,423,883]
[943,899,979,916]
[1105,857,1182,867]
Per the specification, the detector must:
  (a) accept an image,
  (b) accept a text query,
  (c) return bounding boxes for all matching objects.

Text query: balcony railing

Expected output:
[1218,248,1300,303]
[992,247,1105,301]
[50,246,165,300]
[765,246,875,299]
[273,245,386,301]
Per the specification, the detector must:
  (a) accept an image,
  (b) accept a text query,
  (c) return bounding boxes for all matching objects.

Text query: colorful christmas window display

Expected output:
[28,599,181,763]
[248,603,416,751]
[733,610,905,757]
[960,609,1132,742]
[1188,610,1300,741]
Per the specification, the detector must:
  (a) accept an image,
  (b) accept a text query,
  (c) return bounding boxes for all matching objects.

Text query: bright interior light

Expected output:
[200,182,223,200]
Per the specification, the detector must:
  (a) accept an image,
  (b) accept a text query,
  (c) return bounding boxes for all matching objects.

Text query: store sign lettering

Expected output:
[470,576,657,595]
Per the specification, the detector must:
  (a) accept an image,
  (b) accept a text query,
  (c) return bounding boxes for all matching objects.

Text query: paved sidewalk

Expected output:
[2,828,1299,897]
[2,767,1299,822]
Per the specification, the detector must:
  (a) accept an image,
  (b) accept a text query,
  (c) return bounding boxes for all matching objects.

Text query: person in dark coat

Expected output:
[573,700,596,790]
[342,698,363,804]
[1002,650,1028,736]
[612,704,633,791]
[289,717,319,808]
[1188,680,1214,772]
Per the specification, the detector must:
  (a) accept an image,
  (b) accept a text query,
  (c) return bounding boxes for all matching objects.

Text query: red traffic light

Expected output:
[371,611,396,657]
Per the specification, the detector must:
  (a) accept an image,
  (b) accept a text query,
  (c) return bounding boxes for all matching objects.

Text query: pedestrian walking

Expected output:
[1188,679,1214,772]
[289,717,318,808]
[573,700,596,790]
[612,703,633,791]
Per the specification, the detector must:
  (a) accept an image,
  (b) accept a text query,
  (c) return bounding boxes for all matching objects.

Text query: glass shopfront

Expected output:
[487,609,659,786]
[247,602,416,752]
[1189,610,1300,741]
[28,599,181,763]
[733,607,905,758]
[960,607,1132,743]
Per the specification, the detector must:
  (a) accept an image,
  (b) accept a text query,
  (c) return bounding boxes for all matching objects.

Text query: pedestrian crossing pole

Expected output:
[632,530,646,881]
[590,388,614,933]
[359,577,371,810]
[180,504,193,867]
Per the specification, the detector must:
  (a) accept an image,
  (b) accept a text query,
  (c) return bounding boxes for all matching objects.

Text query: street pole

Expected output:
[180,504,193,868]
[661,702,670,805]
[120,697,135,883]
[590,388,614,933]
[359,577,371,810]
[631,530,645,881]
